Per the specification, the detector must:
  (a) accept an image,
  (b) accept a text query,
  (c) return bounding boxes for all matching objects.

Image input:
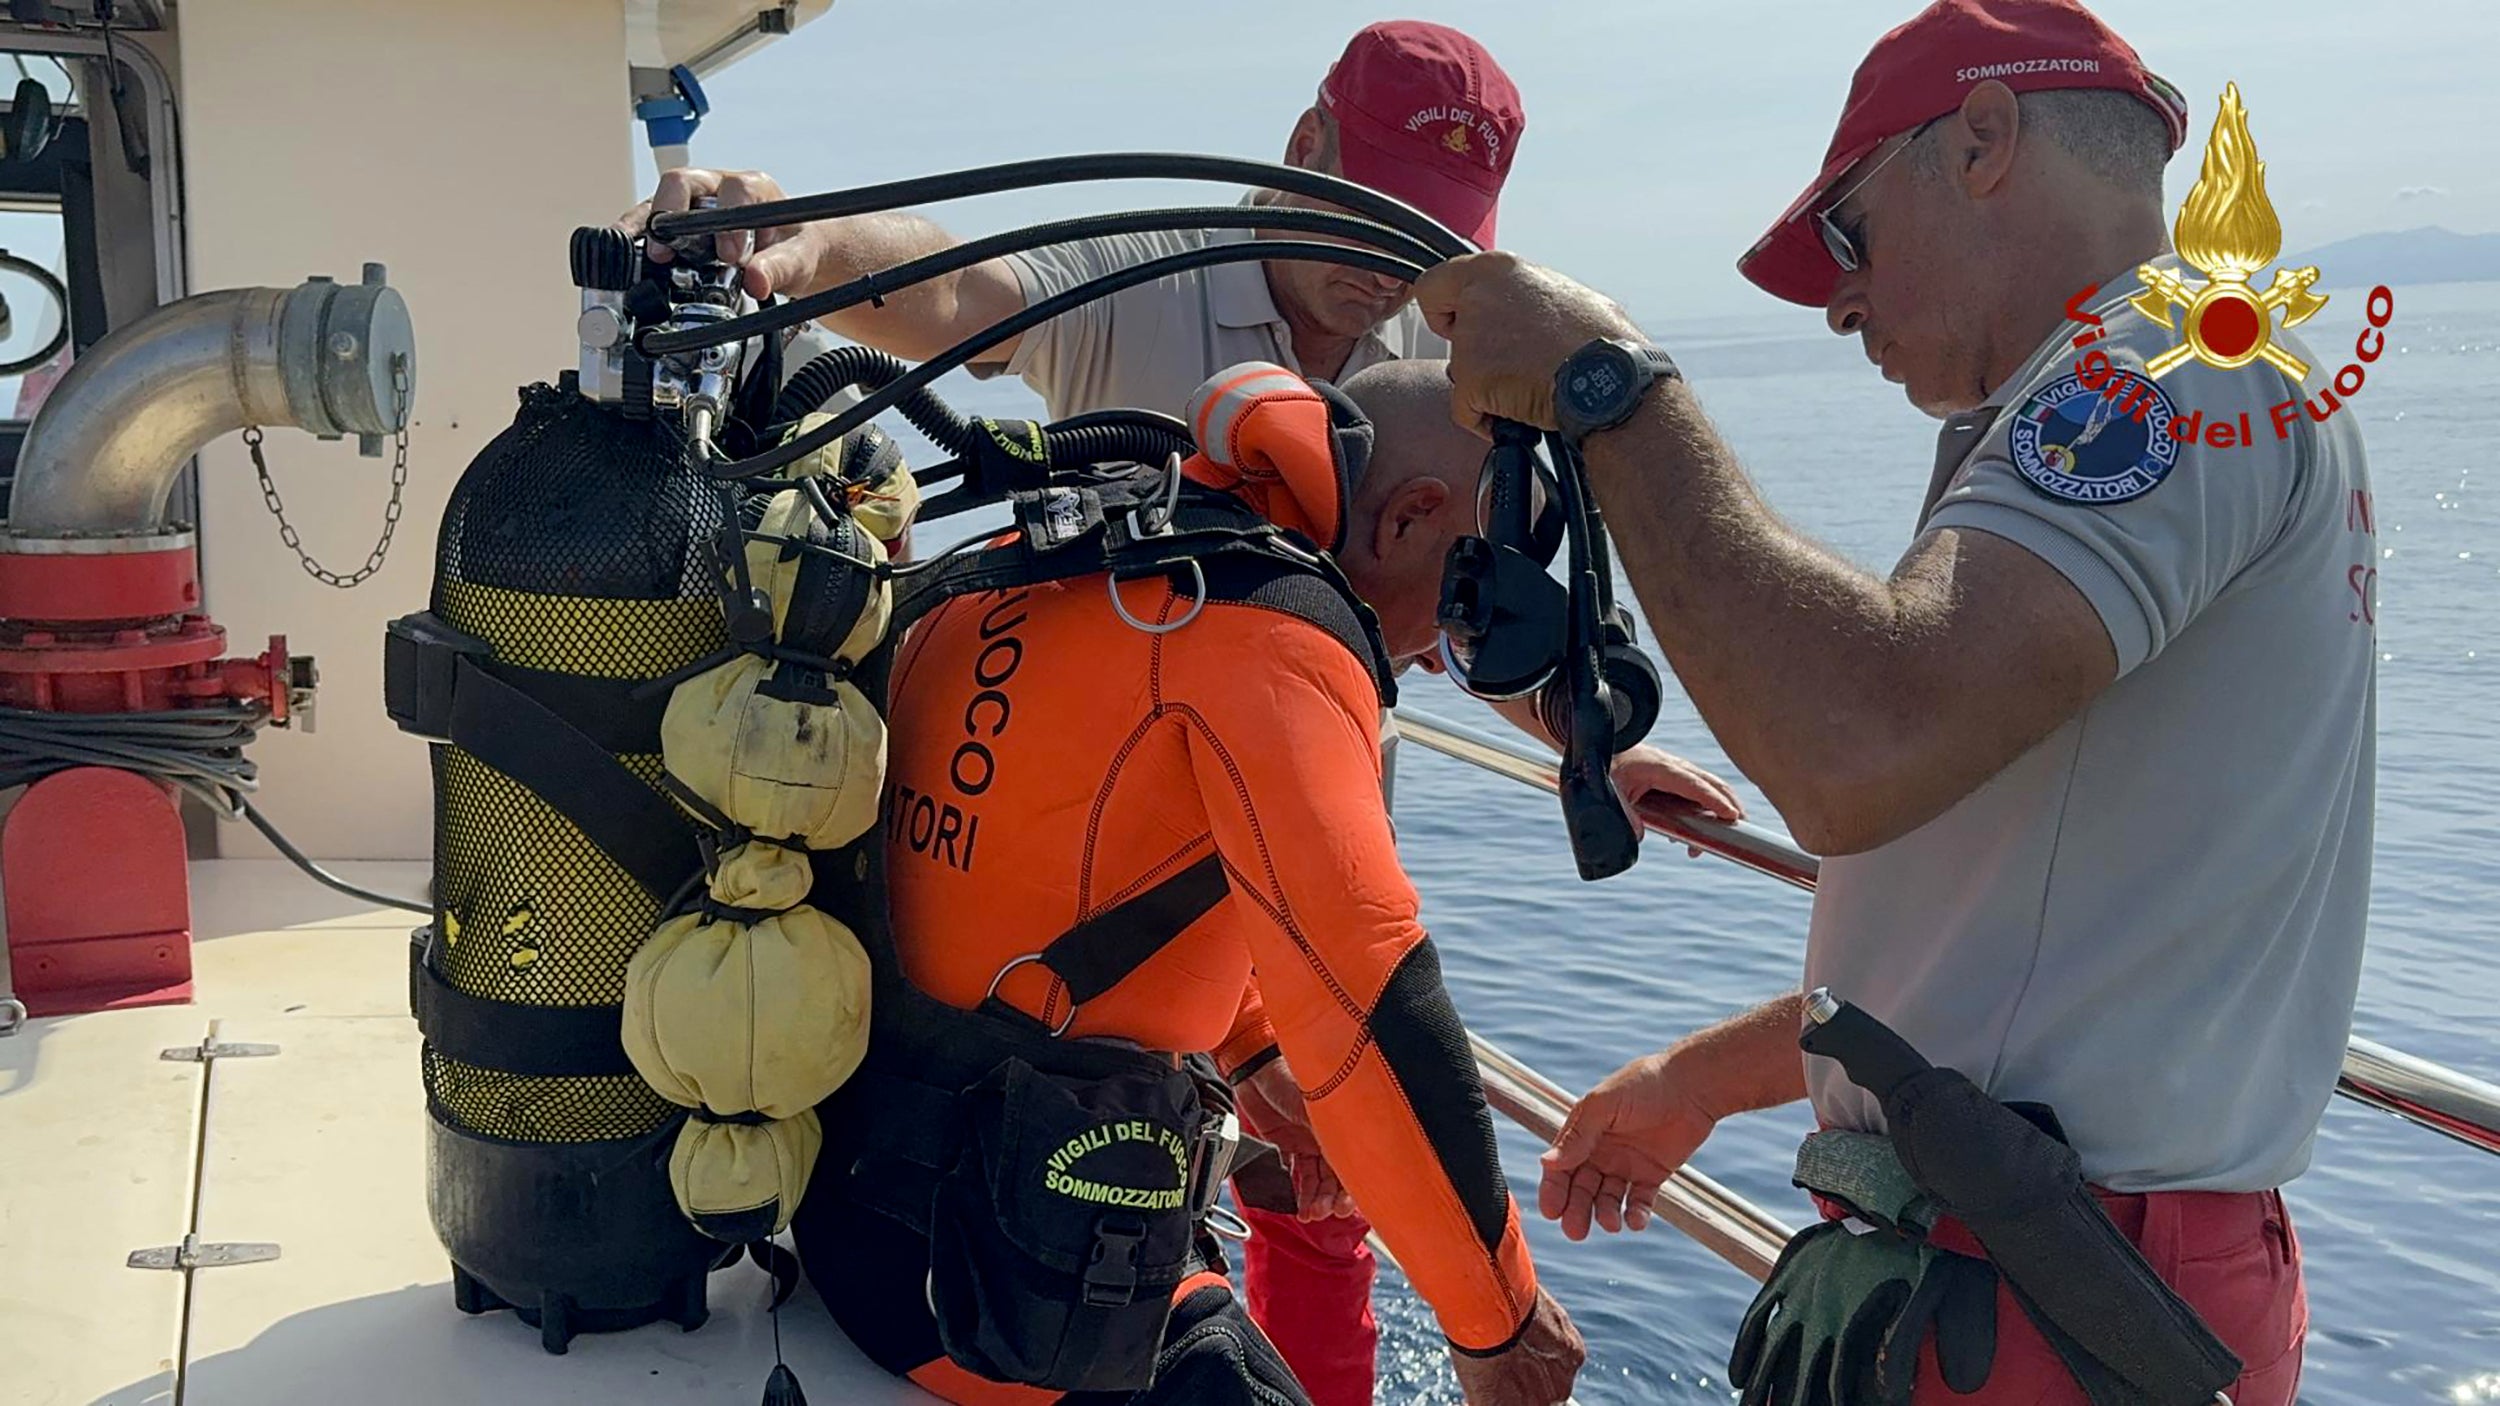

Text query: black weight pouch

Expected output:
[928,1052,1207,1391]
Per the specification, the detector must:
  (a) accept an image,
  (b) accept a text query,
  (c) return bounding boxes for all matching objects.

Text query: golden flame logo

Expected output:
[2129,83,2328,379]
[1442,124,1472,156]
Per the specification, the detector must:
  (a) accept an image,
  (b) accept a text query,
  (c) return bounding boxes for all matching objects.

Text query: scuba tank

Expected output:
[393,379,730,1351]
[382,227,915,1353]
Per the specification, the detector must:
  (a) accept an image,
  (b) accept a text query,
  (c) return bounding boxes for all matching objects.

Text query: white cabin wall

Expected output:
[174,0,636,859]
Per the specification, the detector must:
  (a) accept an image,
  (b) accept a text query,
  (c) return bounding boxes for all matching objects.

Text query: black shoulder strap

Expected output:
[409,935,636,1077]
[1029,852,1231,1009]
[447,656,702,901]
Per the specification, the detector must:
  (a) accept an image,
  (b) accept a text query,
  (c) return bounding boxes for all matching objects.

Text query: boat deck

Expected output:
[2,859,934,1406]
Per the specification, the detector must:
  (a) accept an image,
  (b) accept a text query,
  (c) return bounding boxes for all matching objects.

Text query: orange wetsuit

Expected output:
[804,371,1539,1402]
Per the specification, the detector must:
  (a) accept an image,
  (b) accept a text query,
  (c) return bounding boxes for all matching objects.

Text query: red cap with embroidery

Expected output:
[1739,0,2190,307]
[1318,20,1522,248]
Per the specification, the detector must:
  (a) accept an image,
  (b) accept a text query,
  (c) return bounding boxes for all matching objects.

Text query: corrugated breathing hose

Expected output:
[771,343,970,447]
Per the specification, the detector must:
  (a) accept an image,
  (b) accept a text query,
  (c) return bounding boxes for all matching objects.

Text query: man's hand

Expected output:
[615,167,826,302]
[1413,251,1644,435]
[1539,1049,1721,1241]
[1611,745,1745,858]
[1234,1059,1359,1222]
[1448,1288,1586,1406]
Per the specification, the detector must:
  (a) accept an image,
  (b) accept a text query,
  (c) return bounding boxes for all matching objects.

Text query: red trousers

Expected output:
[1899,1187,2308,1405]
[1238,1204,1379,1406]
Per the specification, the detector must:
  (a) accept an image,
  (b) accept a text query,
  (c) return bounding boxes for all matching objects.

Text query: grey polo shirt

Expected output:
[986,225,1444,421]
[1802,265,2377,1193]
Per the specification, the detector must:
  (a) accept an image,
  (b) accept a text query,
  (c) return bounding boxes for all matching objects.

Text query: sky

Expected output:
[679,0,2500,321]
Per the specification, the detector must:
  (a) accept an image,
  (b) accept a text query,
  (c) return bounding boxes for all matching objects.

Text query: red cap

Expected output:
[1318,21,1522,248]
[1739,0,2190,307]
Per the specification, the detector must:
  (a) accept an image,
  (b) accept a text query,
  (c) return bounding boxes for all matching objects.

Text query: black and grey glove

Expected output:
[1729,1218,1999,1406]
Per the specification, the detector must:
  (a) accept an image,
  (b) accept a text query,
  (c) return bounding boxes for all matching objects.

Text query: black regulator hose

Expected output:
[704,241,1425,483]
[913,410,1199,522]
[648,152,1472,261]
[1026,407,1196,473]
[1023,420,1193,472]
[1045,407,1190,440]
[772,343,971,448]
[643,204,1444,358]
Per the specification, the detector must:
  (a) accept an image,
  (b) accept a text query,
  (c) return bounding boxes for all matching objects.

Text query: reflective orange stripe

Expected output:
[1193,365,1286,449]
[905,1357,1062,1406]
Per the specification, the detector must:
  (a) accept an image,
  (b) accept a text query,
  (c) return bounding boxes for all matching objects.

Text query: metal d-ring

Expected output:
[1204,1204,1253,1241]
[1147,449,1187,533]
[1107,558,1206,636]
[0,997,24,1037]
[983,952,1076,1037]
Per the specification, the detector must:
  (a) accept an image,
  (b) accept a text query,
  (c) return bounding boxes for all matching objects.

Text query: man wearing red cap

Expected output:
[630,21,1742,1406]
[1416,2,2367,1404]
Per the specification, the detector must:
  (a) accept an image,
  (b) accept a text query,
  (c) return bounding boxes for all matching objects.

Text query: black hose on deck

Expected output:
[237,797,433,915]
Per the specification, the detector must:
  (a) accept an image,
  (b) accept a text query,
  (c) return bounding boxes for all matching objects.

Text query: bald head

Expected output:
[1334,359,1486,667]
[1342,359,1485,527]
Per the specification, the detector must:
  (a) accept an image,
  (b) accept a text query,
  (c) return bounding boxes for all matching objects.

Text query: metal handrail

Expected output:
[1472,1033,1789,1281]
[2340,1035,2500,1156]
[1399,707,2500,1160]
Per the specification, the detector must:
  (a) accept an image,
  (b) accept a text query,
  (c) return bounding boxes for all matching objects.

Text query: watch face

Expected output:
[1564,346,1634,420]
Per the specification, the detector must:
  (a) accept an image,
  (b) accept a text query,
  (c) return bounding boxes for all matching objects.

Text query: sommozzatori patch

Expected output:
[2007,370,2181,505]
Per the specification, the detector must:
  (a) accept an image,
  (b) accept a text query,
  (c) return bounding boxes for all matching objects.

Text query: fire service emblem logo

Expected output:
[2054,83,2396,460]
[2127,82,2325,379]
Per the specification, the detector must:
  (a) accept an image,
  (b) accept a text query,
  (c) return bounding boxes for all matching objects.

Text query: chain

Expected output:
[250,354,411,589]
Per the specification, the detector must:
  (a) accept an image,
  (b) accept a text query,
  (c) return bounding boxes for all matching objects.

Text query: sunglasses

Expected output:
[1815,120,1936,273]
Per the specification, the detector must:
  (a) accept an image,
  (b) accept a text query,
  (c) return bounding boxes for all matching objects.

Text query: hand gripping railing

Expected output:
[1399,707,2500,1164]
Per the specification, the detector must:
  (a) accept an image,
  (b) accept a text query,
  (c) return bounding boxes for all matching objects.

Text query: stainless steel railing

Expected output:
[1472,1032,1789,1281]
[1404,707,2500,1162]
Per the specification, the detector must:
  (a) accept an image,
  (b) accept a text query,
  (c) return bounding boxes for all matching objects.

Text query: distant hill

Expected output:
[2287,226,2500,288]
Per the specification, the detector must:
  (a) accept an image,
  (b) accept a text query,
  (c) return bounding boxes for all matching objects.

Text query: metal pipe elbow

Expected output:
[8,265,415,536]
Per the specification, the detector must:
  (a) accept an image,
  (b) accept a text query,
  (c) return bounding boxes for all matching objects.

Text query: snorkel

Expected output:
[625,153,1659,881]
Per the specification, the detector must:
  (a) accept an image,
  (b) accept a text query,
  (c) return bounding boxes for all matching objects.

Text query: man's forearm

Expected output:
[1670,991,1810,1120]
[1580,383,1936,850]
[792,211,1000,362]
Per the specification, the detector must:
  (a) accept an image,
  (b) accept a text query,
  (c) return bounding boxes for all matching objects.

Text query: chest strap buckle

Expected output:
[1081,1215,1148,1308]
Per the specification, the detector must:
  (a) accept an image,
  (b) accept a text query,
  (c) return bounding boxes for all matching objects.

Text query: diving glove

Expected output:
[1729,1218,1998,1406]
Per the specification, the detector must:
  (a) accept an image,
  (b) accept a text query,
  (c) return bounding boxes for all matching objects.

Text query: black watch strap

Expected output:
[1554,337,1679,447]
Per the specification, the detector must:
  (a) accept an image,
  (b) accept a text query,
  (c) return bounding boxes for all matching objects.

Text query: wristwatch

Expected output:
[1552,337,1680,448]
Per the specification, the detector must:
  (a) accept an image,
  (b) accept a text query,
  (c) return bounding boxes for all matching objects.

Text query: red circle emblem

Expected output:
[2196,292,2263,360]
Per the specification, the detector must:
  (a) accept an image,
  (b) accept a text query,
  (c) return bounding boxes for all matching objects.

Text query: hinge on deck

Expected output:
[159,1039,280,1062]
[127,1234,281,1272]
